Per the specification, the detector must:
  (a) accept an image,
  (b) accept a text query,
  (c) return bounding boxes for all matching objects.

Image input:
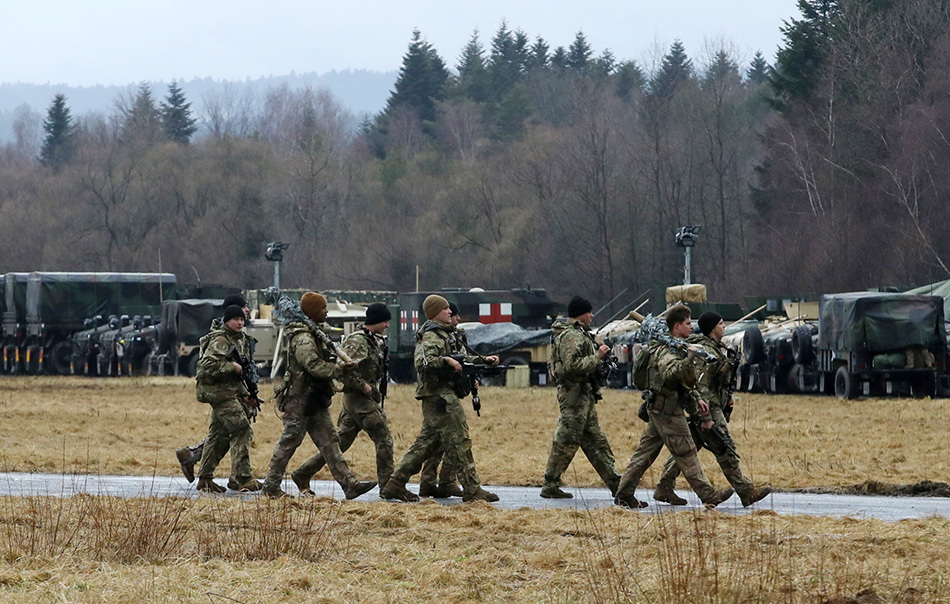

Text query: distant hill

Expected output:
[0,69,396,143]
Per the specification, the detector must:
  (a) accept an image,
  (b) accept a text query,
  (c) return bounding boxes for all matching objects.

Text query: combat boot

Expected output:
[653,487,688,506]
[227,477,240,490]
[196,477,226,493]
[291,471,315,496]
[702,488,735,508]
[740,485,772,507]
[235,479,262,492]
[380,479,419,502]
[540,485,573,499]
[614,493,648,509]
[343,480,378,500]
[418,482,440,498]
[175,447,195,483]
[463,487,499,503]
[438,482,463,498]
[262,488,290,499]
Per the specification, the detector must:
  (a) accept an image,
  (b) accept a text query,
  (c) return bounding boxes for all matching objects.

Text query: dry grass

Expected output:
[0,377,943,491]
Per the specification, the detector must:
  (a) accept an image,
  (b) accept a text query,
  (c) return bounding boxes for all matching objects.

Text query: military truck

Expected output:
[20,272,177,374]
[150,299,223,376]
[1,273,28,373]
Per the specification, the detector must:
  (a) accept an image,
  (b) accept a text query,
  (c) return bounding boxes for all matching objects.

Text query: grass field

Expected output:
[0,377,947,603]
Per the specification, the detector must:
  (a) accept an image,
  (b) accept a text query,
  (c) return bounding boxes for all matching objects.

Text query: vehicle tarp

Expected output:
[26,272,177,330]
[3,273,28,322]
[817,292,946,352]
[161,299,223,345]
[462,322,552,356]
[905,279,950,310]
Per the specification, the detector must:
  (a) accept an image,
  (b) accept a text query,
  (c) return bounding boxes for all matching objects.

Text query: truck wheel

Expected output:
[791,325,815,364]
[742,327,765,365]
[834,366,857,399]
[910,375,936,399]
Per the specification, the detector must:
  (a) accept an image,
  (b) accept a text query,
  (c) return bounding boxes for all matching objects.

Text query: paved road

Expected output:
[0,472,947,522]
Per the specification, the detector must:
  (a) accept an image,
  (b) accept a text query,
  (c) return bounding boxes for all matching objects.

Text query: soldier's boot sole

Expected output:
[614,494,648,509]
[740,486,772,507]
[653,489,688,506]
[540,486,573,499]
[380,479,419,502]
[703,488,736,508]
[291,471,314,496]
[175,448,195,483]
[344,480,378,500]
[196,478,226,494]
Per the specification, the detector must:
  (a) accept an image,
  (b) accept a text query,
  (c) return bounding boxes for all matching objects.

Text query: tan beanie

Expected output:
[300,292,328,321]
[422,294,450,320]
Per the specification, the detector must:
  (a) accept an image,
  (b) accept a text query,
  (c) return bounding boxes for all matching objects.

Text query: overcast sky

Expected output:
[1,1,802,86]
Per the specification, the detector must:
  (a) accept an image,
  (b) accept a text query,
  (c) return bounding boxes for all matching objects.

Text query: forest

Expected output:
[2,0,949,309]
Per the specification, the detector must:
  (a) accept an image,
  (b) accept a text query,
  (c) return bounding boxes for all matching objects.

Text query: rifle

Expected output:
[448,354,513,417]
[722,347,740,422]
[688,417,739,459]
[262,286,354,364]
[228,346,263,422]
[598,337,620,388]
[637,314,716,362]
[378,334,390,408]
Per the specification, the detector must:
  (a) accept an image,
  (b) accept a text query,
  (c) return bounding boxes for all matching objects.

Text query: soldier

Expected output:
[418,301,463,498]
[176,293,255,487]
[193,305,262,492]
[652,312,771,507]
[260,292,376,499]
[380,294,500,503]
[541,296,622,499]
[290,302,395,494]
[614,304,734,508]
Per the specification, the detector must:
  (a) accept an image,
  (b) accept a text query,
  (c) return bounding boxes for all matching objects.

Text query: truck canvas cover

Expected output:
[818,292,946,352]
[26,272,177,330]
[3,273,28,322]
[462,322,553,356]
[161,299,223,346]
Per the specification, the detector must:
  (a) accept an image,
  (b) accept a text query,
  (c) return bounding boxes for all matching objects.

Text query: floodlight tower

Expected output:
[674,226,701,285]
[265,242,290,289]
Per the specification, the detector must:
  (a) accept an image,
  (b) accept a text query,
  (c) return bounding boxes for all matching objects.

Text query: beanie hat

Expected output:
[223,305,245,323]
[223,293,247,308]
[364,302,392,326]
[567,295,593,318]
[698,311,723,336]
[422,295,450,320]
[448,301,460,317]
[300,292,328,322]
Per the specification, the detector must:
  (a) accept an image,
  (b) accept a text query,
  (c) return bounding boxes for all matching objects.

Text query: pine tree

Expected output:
[121,83,164,145]
[650,40,693,98]
[160,81,198,144]
[488,21,522,100]
[526,36,550,72]
[704,49,741,88]
[550,46,568,70]
[593,49,616,77]
[746,51,770,85]
[771,0,841,103]
[385,29,449,124]
[567,31,593,71]
[456,30,491,103]
[615,60,646,101]
[39,93,76,168]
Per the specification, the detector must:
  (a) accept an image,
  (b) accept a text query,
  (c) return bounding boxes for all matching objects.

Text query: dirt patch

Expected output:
[792,480,950,497]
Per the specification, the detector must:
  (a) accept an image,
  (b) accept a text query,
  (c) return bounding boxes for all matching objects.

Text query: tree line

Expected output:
[1,4,943,312]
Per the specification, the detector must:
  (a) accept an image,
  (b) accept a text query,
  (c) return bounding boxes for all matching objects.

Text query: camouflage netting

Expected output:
[817,293,946,352]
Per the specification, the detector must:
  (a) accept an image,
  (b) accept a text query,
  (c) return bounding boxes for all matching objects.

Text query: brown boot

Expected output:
[740,486,772,507]
[235,479,262,492]
[343,480,377,500]
[437,483,463,498]
[653,487,688,506]
[614,493,648,509]
[463,487,499,503]
[196,477,226,493]
[418,482,440,498]
[380,479,419,502]
[291,471,314,496]
[227,477,240,490]
[540,485,573,499]
[175,448,195,483]
[262,487,290,499]
[703,488,735,508]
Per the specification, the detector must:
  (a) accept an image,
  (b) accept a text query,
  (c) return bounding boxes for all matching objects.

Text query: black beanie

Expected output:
[448,301,460,317]
[364,302,392,326]
[223,305,245,323]
[698,312,722,336]
[223,293,247,308]
[567,295,593,318]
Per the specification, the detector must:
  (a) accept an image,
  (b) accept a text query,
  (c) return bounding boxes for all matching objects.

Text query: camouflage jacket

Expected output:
[209,316,259,384]
[414,320,484,399]
[340,324,386,401]
[195,323,250,404]
[551,318,602,396]
[648,339,708,420]
[284,321,343,403]
[685,333,734,409]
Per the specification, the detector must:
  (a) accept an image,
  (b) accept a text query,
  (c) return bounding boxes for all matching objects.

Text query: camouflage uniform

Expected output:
[615,340,725,505]
[418,326,467,495]
[654,334,759,501]
[195,322,255,484]
[543,317,622,495]
[261,321,367,496]
[386,319,491,500]
[292,325,394,488]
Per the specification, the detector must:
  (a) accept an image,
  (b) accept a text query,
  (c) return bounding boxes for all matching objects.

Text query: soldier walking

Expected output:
[541,296,622,499]
[380,295,500,503]
[290,302,395,494]
[260,292,376,499]
[652,312,771,507]
[614,304,734,508]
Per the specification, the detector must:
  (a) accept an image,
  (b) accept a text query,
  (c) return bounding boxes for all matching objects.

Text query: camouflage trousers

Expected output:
[655,405,754,497]
[294,393,394,488]
[391,394,481,496]
[197,398,253,482]
[420,449,457,489]
[262,396,359,492]
[543,384,621,492]
[615,409,718,502]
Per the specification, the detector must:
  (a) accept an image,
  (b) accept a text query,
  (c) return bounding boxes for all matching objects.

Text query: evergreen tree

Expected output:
[550,46,568,70]
[385,29,449,124]
[488,21,522,100]
[456,30,491,103]
[121,83,164,145]
[567,31,593,71]
[526,36,550,72]
[704,49,741,88]
[771,0,841,103]
[593,49,616,77]
[39,93,76,168]
[160,81,198,144]
[650,40,693,98]
[615,60,646,101]
[513,30,531,74]
[746,51,770,85]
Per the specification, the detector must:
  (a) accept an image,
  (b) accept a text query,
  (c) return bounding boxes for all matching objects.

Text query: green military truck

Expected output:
[1,273,28,373]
